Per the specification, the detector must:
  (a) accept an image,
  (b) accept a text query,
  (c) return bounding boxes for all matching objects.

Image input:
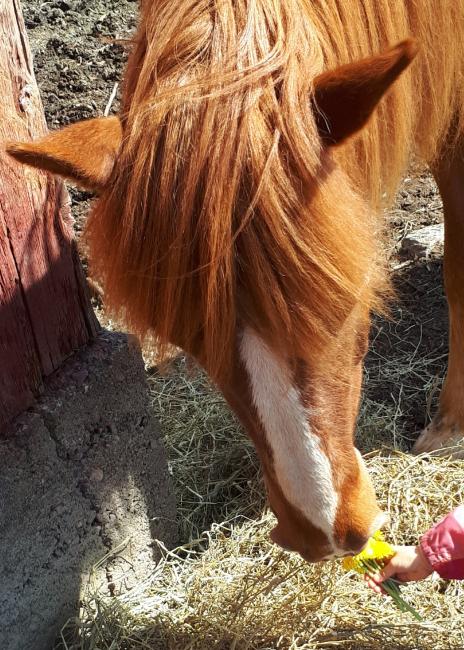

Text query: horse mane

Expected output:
[85,0,464,381]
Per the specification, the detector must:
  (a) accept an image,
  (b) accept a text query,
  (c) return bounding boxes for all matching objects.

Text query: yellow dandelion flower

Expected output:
[342,532,394,573]
[372,529,385,542]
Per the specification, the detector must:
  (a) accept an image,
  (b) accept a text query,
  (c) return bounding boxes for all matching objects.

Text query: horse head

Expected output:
[7,0,416,561]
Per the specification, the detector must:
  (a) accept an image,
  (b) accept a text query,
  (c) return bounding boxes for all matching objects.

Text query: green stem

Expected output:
[359,560,423,621]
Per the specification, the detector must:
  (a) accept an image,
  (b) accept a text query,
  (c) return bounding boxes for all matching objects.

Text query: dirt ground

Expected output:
[22,0,448,461]
[22,0,137,232]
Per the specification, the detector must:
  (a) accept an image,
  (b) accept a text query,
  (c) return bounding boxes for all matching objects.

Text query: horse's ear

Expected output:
[6,116,122,192]
[313,39,418,145]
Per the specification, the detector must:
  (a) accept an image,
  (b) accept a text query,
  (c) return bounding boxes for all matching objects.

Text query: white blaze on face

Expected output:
[240,328,339,543]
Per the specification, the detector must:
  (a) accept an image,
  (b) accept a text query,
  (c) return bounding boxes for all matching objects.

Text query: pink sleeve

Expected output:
[420,506,464,580]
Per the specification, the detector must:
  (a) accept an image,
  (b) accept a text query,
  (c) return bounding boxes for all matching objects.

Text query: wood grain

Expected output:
[0,0,99,431]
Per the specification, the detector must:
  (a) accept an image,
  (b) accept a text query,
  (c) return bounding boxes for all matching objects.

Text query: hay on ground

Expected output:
[57,356,464,649]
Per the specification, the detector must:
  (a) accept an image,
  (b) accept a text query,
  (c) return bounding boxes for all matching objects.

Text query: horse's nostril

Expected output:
[340,511,389,556]
[342,530,371,555]
[351,539,370,555]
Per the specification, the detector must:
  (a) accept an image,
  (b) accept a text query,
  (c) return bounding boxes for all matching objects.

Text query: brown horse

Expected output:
[7,0,464,562]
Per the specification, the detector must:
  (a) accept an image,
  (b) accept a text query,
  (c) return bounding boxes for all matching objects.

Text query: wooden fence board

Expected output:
[0,0,99,430]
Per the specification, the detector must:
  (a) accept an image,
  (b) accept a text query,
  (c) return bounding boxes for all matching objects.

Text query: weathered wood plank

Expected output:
[0,0,99,430]
[0,205,42,420]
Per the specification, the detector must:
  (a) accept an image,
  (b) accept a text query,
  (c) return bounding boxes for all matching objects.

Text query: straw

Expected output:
[56,356,464,650]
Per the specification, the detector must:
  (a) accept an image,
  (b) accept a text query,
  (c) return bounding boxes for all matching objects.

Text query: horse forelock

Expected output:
[84,0,399,380]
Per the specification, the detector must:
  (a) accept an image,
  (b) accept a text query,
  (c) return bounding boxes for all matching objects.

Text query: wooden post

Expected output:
[0,0,99,431]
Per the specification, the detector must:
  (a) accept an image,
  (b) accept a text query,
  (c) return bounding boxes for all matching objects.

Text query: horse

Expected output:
[7,0,464,563]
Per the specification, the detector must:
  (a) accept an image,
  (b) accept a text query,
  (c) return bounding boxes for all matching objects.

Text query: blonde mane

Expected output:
[85,0,464,381]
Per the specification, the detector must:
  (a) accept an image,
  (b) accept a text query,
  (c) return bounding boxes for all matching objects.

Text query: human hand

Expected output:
[364,545,433,593]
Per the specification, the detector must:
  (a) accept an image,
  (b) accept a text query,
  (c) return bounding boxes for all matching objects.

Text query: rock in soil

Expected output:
[400,223,444,259]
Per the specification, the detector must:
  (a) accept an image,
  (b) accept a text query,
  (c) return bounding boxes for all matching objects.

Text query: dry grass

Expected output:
[56,348,464,650]
[58,452,464,649]
[147,358,263,541]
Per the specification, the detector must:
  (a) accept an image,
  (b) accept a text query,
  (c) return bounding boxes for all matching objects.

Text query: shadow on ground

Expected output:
[359,257,448,451]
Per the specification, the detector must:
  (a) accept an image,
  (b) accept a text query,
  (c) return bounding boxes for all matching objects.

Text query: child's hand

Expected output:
[364,545,434,593]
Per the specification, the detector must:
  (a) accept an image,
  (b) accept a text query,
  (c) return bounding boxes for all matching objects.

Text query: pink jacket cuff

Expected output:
[420,506,464,580]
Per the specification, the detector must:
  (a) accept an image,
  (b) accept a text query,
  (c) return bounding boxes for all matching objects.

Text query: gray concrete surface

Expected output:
[0,331,178,650]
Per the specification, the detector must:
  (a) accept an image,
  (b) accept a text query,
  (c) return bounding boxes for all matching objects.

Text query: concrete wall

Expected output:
[0,331,178,650]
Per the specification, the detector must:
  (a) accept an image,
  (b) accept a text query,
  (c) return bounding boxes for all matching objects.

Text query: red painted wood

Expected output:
[0,0,99,431]
[0,206,42,419]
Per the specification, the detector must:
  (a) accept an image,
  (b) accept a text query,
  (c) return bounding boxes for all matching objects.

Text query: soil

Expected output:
[22,0,448,450]
[22,0,138,232]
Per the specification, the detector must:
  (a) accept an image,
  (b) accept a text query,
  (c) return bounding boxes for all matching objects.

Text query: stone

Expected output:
[0,331,178,650]
[400,223,444,259]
